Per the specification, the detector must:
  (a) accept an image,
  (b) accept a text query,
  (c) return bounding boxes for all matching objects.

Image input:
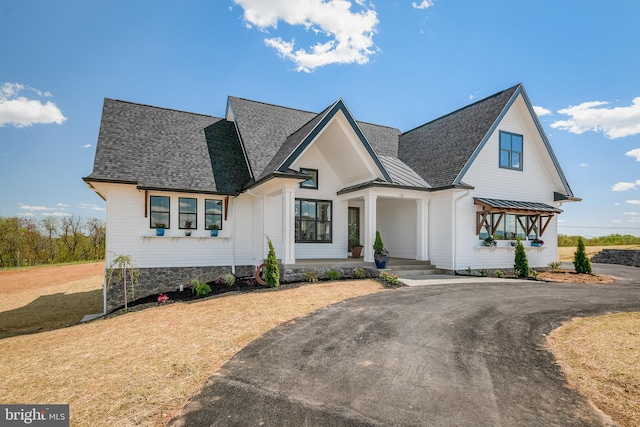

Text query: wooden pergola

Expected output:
[474,197,563,237]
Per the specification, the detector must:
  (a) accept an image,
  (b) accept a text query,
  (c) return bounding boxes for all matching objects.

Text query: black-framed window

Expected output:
[295,199,332,242]
[150,196,170,228]
[179,197,197,229]
[499,131,523,170]
[479,214,527,240]
[205,199,223,230]
[299,168,319,189]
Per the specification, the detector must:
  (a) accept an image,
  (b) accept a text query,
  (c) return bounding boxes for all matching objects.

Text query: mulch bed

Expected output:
[107,277,402,318]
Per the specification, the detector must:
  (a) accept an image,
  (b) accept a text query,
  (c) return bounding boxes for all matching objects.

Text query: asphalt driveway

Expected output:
[170,264,640,426]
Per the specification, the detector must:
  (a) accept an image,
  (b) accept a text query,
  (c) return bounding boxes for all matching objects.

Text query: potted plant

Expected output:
[348,224,363,258]
[373,230,389,269]
[531,238,544,247]
[184,220,193,236]
[351,242,364,258]
[208,224,219,237]
[155,223,166,236]
[484,235,496,247]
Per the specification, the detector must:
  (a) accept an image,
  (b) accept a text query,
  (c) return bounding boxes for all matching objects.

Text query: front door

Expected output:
[348,207,360,251]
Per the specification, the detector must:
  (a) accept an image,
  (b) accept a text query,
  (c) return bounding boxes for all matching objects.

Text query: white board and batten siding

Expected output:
[102,183,254,269]
[454,95,563,269]
[377,198,417,260]
[290,143,349,260]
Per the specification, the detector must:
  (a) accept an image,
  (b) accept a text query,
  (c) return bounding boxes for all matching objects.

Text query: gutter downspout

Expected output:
[231,197,236,275]
[452,189,470,272]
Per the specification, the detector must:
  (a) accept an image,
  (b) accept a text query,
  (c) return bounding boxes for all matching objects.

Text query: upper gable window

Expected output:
[499,131,523,171]
[299,168,318,189]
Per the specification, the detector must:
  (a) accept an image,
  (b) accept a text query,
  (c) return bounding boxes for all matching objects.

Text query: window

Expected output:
[478,214,528,240]
[179,197,197,229]
[295,199,332,242]
[205,199,223,230]
[299,168,318,189]
[150,196,170,228]
[499,131,523,170]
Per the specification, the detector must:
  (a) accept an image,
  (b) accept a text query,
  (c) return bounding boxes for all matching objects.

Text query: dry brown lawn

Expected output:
[1,262,638,426]
[547,313,640,427]
[0,262,104,338]
[0,263,385,426]
[557,245,640,262]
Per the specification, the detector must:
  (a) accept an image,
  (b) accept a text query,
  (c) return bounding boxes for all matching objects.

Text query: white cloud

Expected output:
[612,180,640,191]
[56,203,69,207]
[80,203,106,211]
[233,0,379,72]
[533,105,551,117]
[83,144,91,148]
[623,212,639,216]
[580,163,588,167]
[19,204,54,211]
[613,219,622,223]
[0,82,66,128]
[627,200,640,205]
[625,148,640,162]
[550,97,640,139]
[43,212,72,217]
[18,212,36,217]
[412,1,433,9]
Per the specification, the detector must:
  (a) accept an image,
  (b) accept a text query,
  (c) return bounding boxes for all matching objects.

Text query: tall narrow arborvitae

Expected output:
[573,237,592,274]
[513,240,529,278]
[265,235,280,288]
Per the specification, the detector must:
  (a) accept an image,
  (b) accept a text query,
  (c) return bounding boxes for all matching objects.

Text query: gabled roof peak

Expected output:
[401,84,521,136]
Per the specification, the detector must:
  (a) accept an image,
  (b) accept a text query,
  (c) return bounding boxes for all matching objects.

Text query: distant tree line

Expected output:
[558,233,640,247]
[0,215,105,268]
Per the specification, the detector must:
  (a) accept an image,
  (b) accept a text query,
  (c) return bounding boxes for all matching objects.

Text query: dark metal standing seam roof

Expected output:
[474,197,563,213]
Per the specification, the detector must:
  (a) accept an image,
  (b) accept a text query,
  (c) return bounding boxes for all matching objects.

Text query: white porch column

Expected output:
[416,198,430,261]
[282,185,296,264]
[363,194,377,262]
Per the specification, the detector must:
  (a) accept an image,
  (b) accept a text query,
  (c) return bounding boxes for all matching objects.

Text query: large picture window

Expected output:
[479,213,527,240]
[499,131,523,170]
[295,199,332,242]
[150,196,170,228]
[179,197,197,229]
[205,199,223,230]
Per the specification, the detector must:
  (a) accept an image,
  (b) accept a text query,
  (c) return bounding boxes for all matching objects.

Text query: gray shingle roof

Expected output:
[88,84,568,199]
[86,99,248,194]
[228,97,400,182]
[398,84,520,189]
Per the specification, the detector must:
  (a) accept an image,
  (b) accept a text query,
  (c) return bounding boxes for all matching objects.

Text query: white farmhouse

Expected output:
[84,84,579,311]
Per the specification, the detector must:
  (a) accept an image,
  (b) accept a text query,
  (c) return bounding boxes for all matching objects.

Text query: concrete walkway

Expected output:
[399,274,524,286]
[170,264,639,427]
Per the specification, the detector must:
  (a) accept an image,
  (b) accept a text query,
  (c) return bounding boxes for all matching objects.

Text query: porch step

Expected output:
[385,259,446,277]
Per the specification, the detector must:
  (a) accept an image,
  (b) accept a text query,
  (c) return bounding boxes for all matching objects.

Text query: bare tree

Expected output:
[59,215,84,262]
[41,216,59,263]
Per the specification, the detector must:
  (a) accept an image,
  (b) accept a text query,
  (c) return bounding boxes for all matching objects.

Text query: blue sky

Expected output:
[1,0,639,237]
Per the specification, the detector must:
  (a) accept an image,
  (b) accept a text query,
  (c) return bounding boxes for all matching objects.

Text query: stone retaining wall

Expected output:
[591,249,640,268]
[106,264,379,312]
[106,264,254,312]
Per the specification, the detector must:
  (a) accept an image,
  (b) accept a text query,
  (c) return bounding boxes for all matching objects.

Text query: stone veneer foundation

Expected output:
[106,264,380,313]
